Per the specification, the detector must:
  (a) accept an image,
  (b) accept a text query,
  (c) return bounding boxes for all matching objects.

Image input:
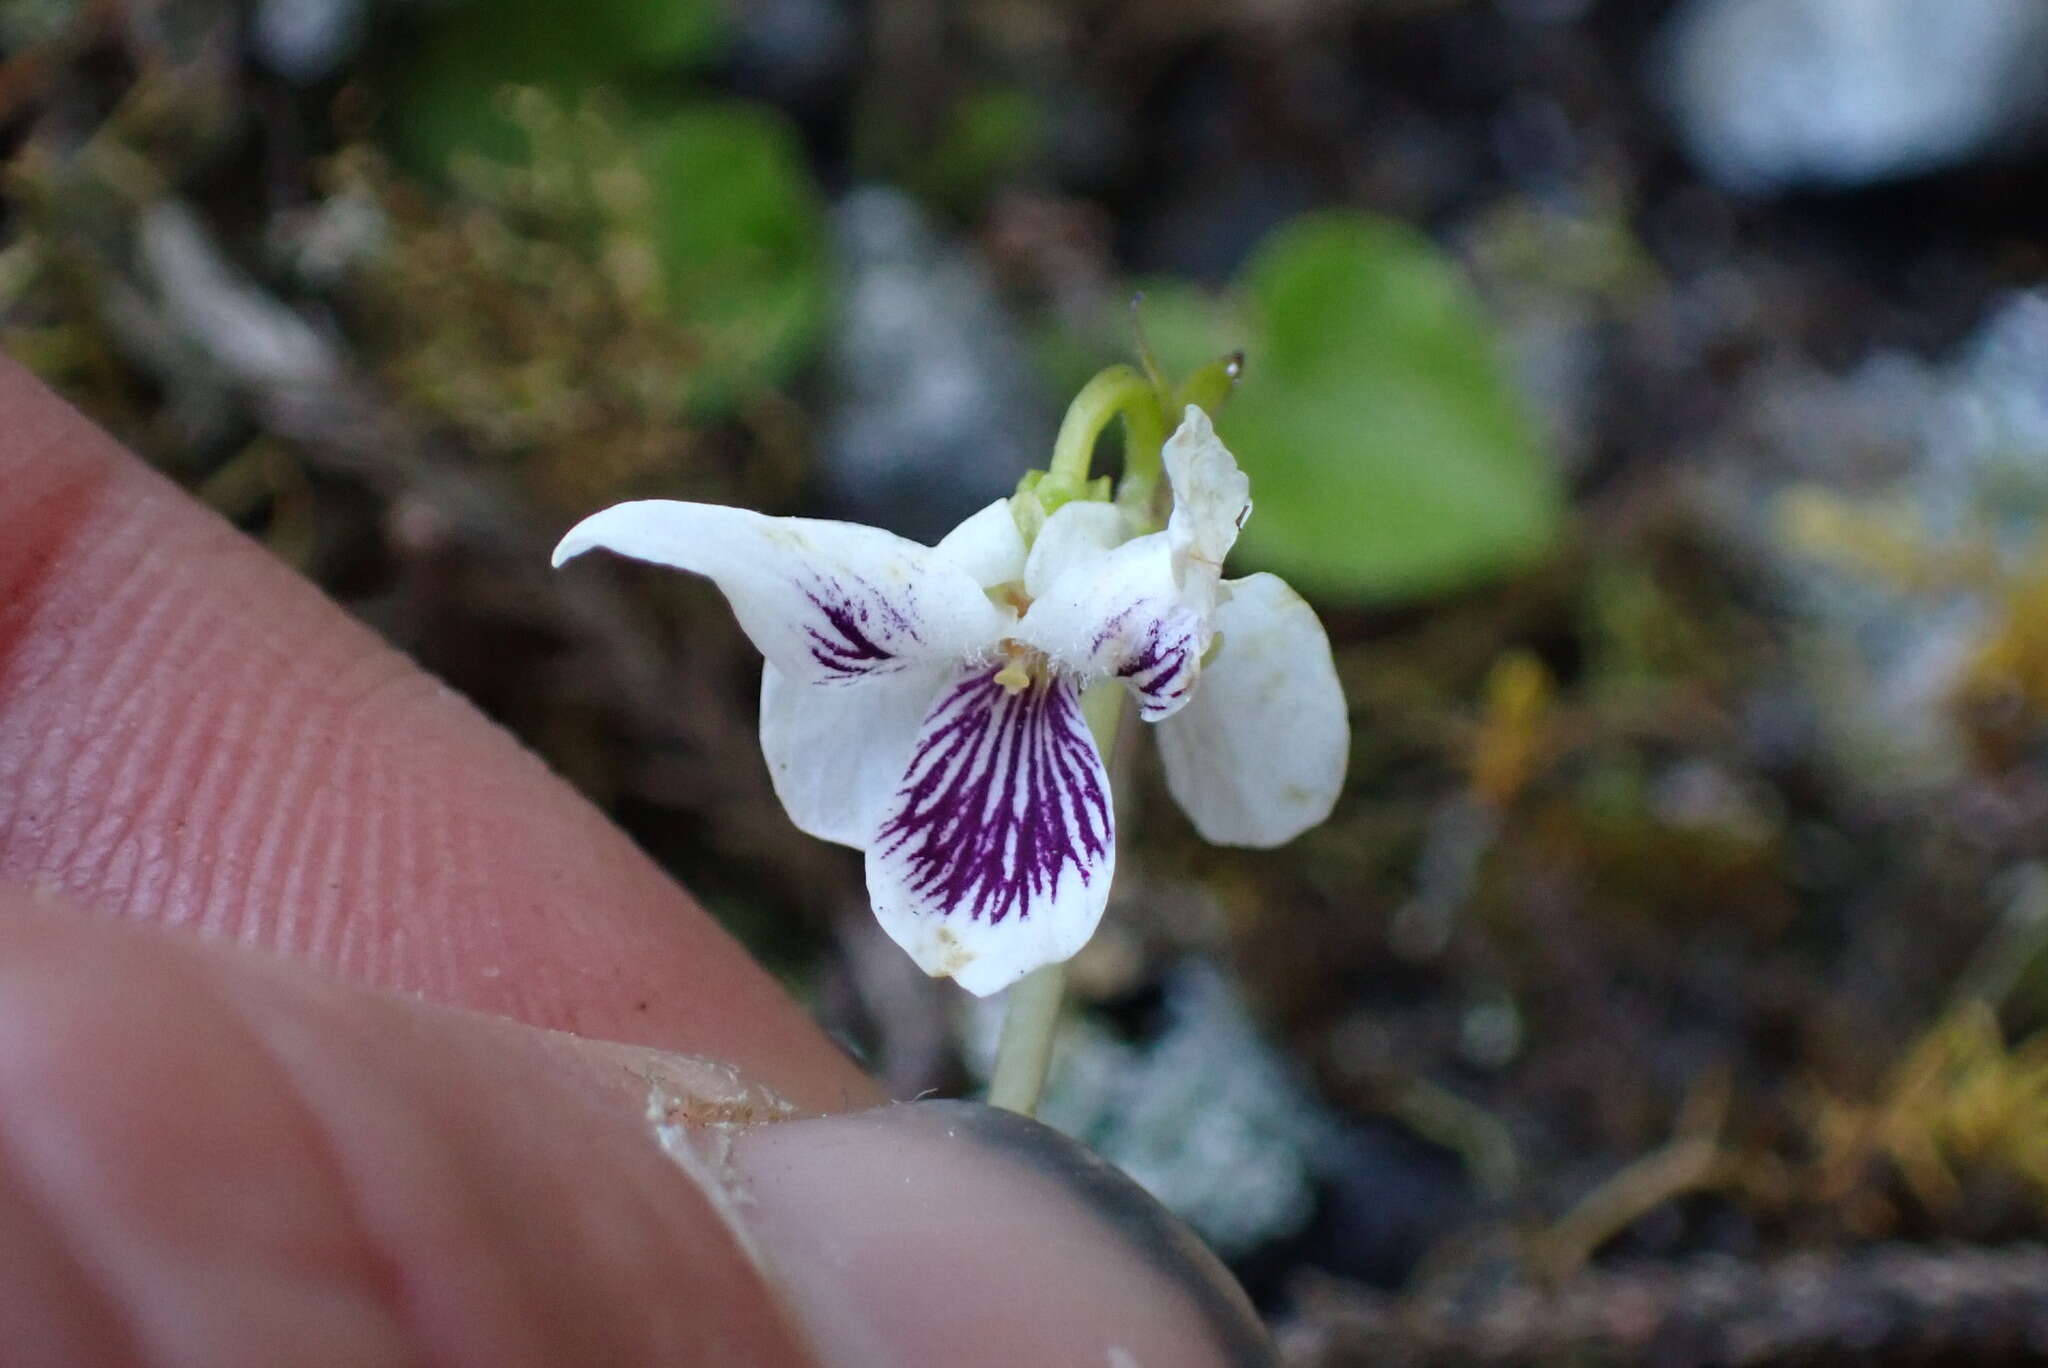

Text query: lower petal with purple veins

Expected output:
[865,665,1115,996]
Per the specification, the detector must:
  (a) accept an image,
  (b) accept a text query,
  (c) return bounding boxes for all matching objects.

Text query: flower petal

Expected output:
[553,501,1010,685]
[758,661,941,849]
[1022,500,1124,599]
[933,498,1028,588]
[1163,405,1251,592]
[866,665,1115,996]
[1016,533,1208,723]
[1155,573,1349,847]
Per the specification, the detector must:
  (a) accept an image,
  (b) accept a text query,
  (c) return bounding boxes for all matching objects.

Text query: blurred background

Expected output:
[9,0,2048,1360]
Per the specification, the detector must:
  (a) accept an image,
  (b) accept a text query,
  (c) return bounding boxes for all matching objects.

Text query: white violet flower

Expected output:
[553,407,1348,995]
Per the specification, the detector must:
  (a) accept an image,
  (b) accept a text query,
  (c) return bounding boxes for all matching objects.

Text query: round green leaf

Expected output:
[640,104,828,413]
[387,0,728,174]
[1177,213,1562,602]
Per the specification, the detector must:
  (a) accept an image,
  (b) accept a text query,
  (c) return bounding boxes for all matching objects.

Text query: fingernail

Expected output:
[716,1100,1274,1368]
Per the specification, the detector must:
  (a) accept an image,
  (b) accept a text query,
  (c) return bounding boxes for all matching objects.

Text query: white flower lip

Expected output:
[552,410,1349,994]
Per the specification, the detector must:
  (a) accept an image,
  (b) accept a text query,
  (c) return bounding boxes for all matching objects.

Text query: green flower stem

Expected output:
[987,681,1128,1117]
[1046,364,1167,503]
[990,352,1209,1118]
[986,961,1067,1114]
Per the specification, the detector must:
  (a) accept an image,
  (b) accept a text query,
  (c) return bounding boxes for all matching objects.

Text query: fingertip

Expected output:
[724,1101,1273,1368]
[0,896,1270,1368]
[0,897,822,1367]
[0,361,877,1114]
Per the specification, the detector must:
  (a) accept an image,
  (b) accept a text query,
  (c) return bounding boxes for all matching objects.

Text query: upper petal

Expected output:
[865,665,1115,996]
[1022,500,1124,599]
[1162,405,1251,589]
[759,661,942,849]
[1155,573,1349,847]
[933,498,1028,588]
[1016,532,1208,723]
[554,501,1010,685]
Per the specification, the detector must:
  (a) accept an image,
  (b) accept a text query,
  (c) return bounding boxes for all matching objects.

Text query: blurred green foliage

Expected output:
[386,0,824,415]
[0,0,78,49]
[885,85,1045,215]
[1143,213,1563,603]
[389,0,729,171]
[638,105,828,413]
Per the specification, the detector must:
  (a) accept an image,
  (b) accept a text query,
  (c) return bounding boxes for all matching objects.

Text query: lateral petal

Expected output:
[866,666,1115,996]
[758,661,943,849]
[1016,533,1208,723]
[1156,573,1349,848]
[554,501,1010,686]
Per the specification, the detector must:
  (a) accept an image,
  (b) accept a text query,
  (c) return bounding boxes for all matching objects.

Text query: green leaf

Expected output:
[1129,279,1246,380]
[387,0,728,174]
[1150,214,1562,602]
[918,86,1043,212]
[640,104,828,413]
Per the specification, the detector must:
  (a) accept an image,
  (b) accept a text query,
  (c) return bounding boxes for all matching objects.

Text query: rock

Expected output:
[252,0,364,83]
[966,961,1330,1259]
[968,959,1481,1278]
[1705,290,2048,788]
[728,0,856,110]
[1296,1120,1475,1290]
[1660,0,2048,191]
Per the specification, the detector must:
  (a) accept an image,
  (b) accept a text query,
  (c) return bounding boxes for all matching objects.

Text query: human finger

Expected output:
[0,893,1270,1367]
[0,359,873,1111]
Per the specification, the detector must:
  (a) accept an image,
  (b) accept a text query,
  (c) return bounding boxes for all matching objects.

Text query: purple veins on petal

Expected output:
[874,666,1111,927]
[800,575,926,681]
[1116,616,1197,721]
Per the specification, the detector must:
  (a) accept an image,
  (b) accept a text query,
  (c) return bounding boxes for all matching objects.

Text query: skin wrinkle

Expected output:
[9,513,183,885]
[345,733,402,984]
[279,661,436,967]
[42,512,248,861]
[116,621,235,929]
[218,955,806,1366]
[234,690,366,950]
[127,696,243,933]
[179,975,432,1368]
[287,673,423,962]
[0,1129,149,1367]
[330,729,387,976]
[247,650,417,955]
[193,658,307,938]
[270,723,351,963]
[433,787,487,1012]
[0,357,880,1112]
[425,761,485,1007]
[143,680,240,934]
[0,936,425,1367]
[60,585,212,896]
[0,450,115,704]
[149,952,554,1367]
[7,509,280,931]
